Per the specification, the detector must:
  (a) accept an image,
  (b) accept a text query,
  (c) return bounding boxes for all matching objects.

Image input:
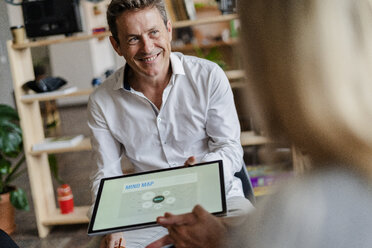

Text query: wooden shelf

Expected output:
[12,32,111,49]
[12,14,238,50]
[29,137,92,156]
[230,82,245,89]
[20,71,241,103]
[225,70,245,81]
[26,131,262,156]
[172,38,239,52]
[253,186,273,197]
[173,14,238,28]
[42,206,89,225]
[21,88,94,103]
[241,131,269,146]
[28,132,262,156]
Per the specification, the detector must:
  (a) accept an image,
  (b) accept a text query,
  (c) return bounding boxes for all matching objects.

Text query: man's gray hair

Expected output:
[107,0,168,43]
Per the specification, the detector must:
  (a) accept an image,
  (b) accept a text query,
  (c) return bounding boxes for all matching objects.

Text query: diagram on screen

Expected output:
[118,182,198,218]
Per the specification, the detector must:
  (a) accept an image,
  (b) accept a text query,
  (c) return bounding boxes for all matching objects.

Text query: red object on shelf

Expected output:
[57,184,74,214]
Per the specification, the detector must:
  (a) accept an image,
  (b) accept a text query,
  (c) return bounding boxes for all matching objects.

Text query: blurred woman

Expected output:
[147,0,372,247]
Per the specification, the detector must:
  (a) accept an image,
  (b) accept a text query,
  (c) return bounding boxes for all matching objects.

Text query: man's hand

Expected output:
[184,156,196,166]
[146,205,227,248]
[99,232,125,248]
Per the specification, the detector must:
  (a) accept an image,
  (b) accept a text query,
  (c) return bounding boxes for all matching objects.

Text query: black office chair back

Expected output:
[0,229,19,248]
[234,163,256,205]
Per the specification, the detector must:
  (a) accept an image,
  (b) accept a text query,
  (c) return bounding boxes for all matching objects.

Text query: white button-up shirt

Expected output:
[87,52,244,207]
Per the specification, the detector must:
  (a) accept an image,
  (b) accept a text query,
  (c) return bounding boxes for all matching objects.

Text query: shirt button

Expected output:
[157,117,161,122]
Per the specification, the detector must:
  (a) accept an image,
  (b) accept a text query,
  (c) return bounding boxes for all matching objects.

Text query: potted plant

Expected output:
[0,104,29,234]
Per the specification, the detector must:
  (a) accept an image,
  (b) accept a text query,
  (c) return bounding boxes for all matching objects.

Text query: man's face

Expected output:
[110,7,172,79]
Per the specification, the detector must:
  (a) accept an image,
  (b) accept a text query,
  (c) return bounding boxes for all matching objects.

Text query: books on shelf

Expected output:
[32,134,84,152]
[183,0,197,20]
[250,172,293,188]
[22,86,78,101]
[165,0,196,22]
[247,164,293,188]
[164,0,177,23]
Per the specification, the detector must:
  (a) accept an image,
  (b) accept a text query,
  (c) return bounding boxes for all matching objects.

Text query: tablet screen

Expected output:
[88,160,226,235]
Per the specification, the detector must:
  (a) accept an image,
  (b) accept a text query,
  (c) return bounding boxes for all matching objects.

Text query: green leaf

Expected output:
[0,105,21,154]
[194,3,206,9]
[4,155,25,185]
[10,188,29,211]
[0,158,11,175]
[46,120,57,129]
[0,119,22,155]
[0,104,19,122]
[194,46,227,70]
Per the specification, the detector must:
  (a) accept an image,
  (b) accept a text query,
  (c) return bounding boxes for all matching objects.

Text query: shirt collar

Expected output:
[170,52,185,76]
[112,65,126,91]
[123,64,131,90]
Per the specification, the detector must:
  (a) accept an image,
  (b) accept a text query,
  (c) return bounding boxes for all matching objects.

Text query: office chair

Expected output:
[0,229,19,248]
[234,162,256,205]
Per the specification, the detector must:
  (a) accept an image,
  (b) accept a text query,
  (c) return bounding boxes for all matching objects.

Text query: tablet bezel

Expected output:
[87,160,226,236]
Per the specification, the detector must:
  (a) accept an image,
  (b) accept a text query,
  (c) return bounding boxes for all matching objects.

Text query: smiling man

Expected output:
[87,1,253,247]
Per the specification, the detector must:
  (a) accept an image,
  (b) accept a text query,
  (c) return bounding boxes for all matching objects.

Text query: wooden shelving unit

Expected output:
[241,131,269,146]
[173,13,238,28]
[253,186,273,197]
[225,70,245,81]
[7,13,266,237]
[172,37,239,52]
[8,40,60,237]
[11,14,238,49]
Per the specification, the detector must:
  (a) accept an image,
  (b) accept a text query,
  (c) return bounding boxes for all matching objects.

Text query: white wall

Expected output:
[0,2,20,107]
[50,0,116,106]
[6,3,23,27]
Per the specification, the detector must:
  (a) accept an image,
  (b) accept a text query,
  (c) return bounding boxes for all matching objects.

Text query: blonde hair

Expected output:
[239,0,372,176]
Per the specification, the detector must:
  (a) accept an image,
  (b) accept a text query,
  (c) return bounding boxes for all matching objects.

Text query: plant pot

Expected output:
[0,191,16,235]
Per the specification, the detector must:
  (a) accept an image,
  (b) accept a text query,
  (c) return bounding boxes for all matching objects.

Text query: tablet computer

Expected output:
[87,160,226,236]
